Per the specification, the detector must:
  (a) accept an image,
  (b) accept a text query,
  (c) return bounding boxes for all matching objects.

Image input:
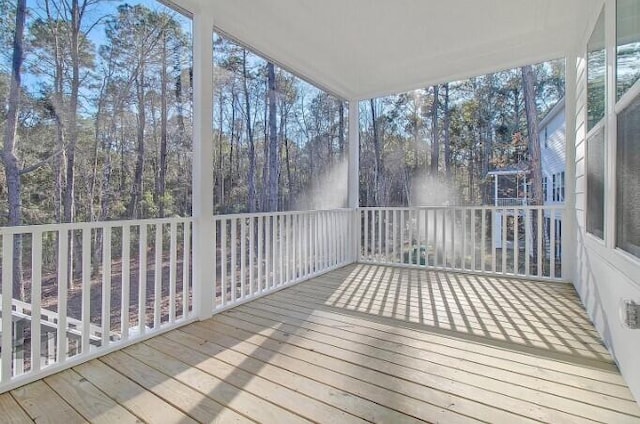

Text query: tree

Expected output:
[266,62,279,211]
[1,0,26,298]
[522,64,547,269]
[522,65,543,206]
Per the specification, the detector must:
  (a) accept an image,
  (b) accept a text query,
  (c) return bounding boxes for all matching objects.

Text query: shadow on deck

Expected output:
[2,263,640,423]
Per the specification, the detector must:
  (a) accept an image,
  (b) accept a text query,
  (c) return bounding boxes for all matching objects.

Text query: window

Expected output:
[559,171,565,202]
[542,177,548,202]
[587,126,605,239]
[555,219,562,260]
[587,8,606,131]
[544,127,549,148]
[617,0,640,99]
[552,174,558,202]
[616,95,640,257]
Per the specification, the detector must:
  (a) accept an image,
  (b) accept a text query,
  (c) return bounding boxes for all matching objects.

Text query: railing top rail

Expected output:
[358,205,565,211]
[213,208,354,220]
[0,216,194,235]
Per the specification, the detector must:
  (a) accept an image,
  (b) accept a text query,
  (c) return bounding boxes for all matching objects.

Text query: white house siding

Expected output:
[574,3,640,405]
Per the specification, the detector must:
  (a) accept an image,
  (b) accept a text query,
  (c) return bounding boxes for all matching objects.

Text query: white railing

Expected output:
[0,209,354,393]
[0,205,566,393]
[0,217,193,391]
[359,206,565,281]
[212,209,354,311]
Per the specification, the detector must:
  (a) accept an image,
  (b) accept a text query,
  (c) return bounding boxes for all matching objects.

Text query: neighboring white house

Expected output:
[540,97,566,260]
[490,97,566,257]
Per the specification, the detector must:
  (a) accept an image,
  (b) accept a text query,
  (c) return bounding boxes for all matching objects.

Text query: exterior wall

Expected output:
[574,0,640,403]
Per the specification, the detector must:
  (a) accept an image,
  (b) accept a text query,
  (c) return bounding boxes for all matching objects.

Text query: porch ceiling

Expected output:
[190,0,601,100]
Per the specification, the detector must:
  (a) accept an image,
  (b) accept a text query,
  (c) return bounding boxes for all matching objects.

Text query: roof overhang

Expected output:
[171,0,603,100]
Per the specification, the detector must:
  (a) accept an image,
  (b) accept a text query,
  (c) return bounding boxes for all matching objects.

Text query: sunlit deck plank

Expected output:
[259,291,634,402]
[11,380,86,424]
[158,327,425,424]
[106,345,312,424]
[234,298,635,422]
[73,360,197,424]
[44,370,141,424]
[99,350,253,424]
[5,264,640,423]
[179,322,478,424]
[0,392,34,423]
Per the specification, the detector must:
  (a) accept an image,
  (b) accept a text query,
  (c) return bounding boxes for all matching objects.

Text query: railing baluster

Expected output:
[491,210,497,273]
[31,231,43,372]
[525,210,531,277]
[369,210,375,260]
[363,209,369,260]
[81,228,91,354]
[400,210,405,265]
[258,216,264,293]
[231,218,237,302]
[154,224,162,328]
[501,209,507,274]
[303,214,309,276]
[514,209,519,274]
[461,209,466,269]
[279,215,284,286]
[1,234,13,382]
[183,222,191,318]
[377,210,382,261]
[433,209,438,266]
[138,224,147,334]
[537,210,543,278]
[416,209,422,267]
[57,230,69,364]
[122,226,131,339]
[169,222,177,322]
[102,227,112,347]
[313,213,318,273]
[481,209,486,273]
[221,219,227,306]
[441,209,446,268]
[424,209,429,266]
[550,209,556,279]
[240,217,246,299]
[471,209,476,271]
[451,208,456,269]
[249,217,255,296]
[272,214,277,288]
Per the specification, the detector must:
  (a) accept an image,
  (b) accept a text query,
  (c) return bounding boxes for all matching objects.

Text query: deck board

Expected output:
[5,264,640,423]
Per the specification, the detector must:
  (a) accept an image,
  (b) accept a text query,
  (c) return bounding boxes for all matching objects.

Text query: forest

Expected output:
[1,0,565,229]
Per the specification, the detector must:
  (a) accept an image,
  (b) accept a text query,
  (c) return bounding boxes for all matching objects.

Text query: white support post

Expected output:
[192,13,215,320]
[348,100,360,262]
[605,0,617,250]
[563,53,578,283]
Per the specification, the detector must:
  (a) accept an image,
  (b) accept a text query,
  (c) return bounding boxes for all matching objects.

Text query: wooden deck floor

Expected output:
[2,264,640,423]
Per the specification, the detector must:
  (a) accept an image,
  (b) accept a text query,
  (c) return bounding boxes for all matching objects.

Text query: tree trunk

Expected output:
[430,85,439,176]
[130,64,146,219]
[522,64,546,270]
[1,0,26,299]
[267,62,279,212]
[522,65,543,205]
[158,32,168,217]
[443,83,452,179]
[370,99,383,206]
[243,51,256,213]
[338,100,345,156]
